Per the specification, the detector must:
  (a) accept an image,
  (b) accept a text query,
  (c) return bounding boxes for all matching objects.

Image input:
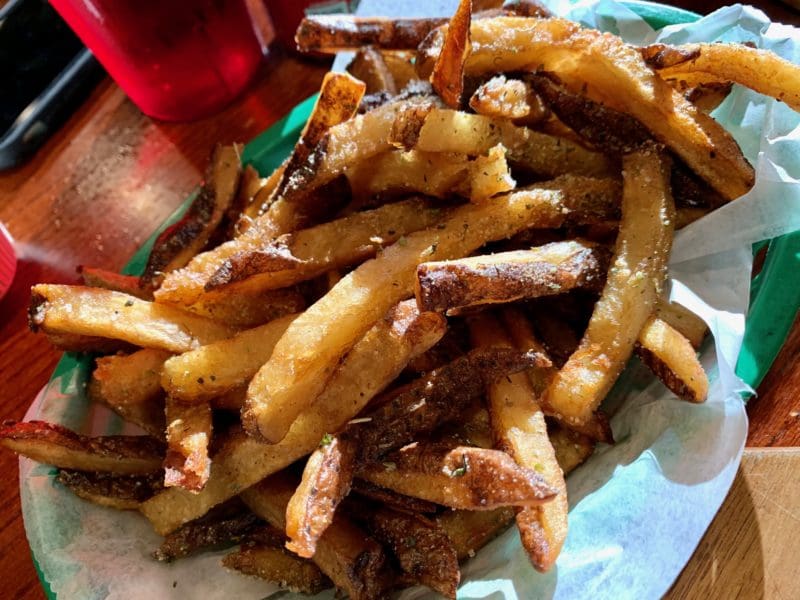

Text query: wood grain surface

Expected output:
[0,3,798,599]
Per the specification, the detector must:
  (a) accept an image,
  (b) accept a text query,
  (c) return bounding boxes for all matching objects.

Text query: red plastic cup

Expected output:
[0,223,16,301]
[49,0,264,121]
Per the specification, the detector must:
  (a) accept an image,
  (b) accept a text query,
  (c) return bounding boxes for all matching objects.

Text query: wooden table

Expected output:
[0,2,797,598]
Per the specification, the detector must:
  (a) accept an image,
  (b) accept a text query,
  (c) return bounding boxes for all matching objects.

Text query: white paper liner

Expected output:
[19,2,800,598]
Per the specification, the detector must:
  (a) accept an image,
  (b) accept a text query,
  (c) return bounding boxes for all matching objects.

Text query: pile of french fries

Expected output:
[5,0,800,597]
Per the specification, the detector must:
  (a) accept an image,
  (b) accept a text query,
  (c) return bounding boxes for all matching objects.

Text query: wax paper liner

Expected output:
[19,2,800,599]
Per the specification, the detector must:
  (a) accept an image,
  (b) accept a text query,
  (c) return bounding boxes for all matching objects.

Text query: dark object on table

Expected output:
[0,0,104,171]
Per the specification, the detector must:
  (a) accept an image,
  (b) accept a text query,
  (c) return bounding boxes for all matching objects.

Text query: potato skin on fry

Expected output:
[223,542,331,595]
[154,511,262,562]
[57,470,163,510]
[0,420,164,474]
[296,16,448,53]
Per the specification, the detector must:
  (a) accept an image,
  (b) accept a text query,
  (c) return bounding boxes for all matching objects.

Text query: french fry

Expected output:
[242,473,390,600]
[0,420,163,474]
[544,145,675,426]
[161,313,298,403]
[682,81,734,114]
[419,17,755,200]
[154,511,262,562]
[636,316,709,403]
[380,52,418,91]
[360,443,557,509]
[430,0,471,108]
[469,75,550,124]
[87,349,170,438]
[437,507,516,561]
[414,108,615,178]
[548,424,595,474]
[140,300,446,534]
[164,399,212,492]
[78,266,152,300]
[469,312,568,572]
[655,298,707,349]
[182,286,305,329]
[286,435,357,559]
[243,177,620,443]
[29,285,236,353]
[642,42,800,113]
[142,144,243,287]
[223,542,331,595]
[296,15,448,53]
[467,143,517,201]
[415,240,610,313]
[56,470,163,510]
[207,197,444,290]
[347,46,397,94]
[351,479,438,514]
[363,506,460,599]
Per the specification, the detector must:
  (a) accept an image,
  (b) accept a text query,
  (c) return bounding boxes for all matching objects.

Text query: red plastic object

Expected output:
[49,0,264,122]
[0,223,16,300]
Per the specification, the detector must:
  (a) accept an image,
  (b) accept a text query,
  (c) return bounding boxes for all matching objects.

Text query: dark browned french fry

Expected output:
[242,473,390,600]
[296,15,448,53]
[87,349,169,438]
[347,46,398,94]
[57,470,163,510]
[351,479,438,514]
[0,420,164,474]
[431,0,472,108]
[154,511,262,562]
[164,399,212,492]
[437,507,517,561]
[142,144,242,287]
[415,240,610,313]
[78,266,152,300]
[223,542,331,595]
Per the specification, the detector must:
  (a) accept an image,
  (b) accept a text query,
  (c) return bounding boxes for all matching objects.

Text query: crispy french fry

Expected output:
[361,443,556,509]
[164,399,212,492]
[161,313,298,403]
[207,197,444,290]
[419,17,755,200]
[548,424,595,474]
[682,81,734,114]
[467,143,516,201]
[240,163,285,223]
[87,349,170,438]
[544,145,675,425]
[469,75,550,124]
[437,507,516,561]
[655,298,707,349]
[431,0,471,108]
[29,285,236,353]
[286,435,357,559]
[243,177,620,443]
[296,15,448,53]
[56,470,163,510]
[347,46,398,94]
[414,108,615,178]
[223,542,331,595]
[416,240,610,313]
[380,52,418,90]
[469,312,568,572]
[0,420,163,473]
[78,266,152,300]
[242,473,390,600]
[143,144,243,287]
[351,479,438,514]
[363,506,459,598]
[642,42,800,113]
[155,511,262,562]
[183,286,305,329]
[140,300,446,534]
[636,316,709,403]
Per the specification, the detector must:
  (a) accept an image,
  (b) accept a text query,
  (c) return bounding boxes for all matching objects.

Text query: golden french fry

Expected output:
[87,349,170,438]
[29,285,236,353]
[361,443,557,510]
[242,473,390,600]
[243,177,620,443]
[655,298,707,349]
[636,316,709,403]
[0,420,163,474]
[415,240,610,313]
[544,145,675,425]
[643,42,800,113]
[183,285,305,330]
[140,300,446,534]
[469,75,550,124]
[164,399,212,492]
[161,313,298,403]
[469,311,568,572]
[419,17,755,200]
[415,108,615,178]
[548,424,596,474]
[380,52,419,90]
